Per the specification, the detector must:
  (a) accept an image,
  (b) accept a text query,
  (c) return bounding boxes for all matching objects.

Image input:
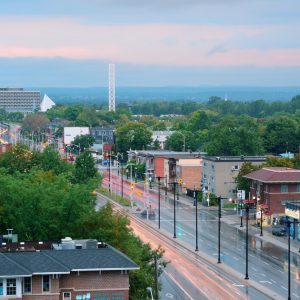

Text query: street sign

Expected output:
[256,211,262,219]
[237,190,245,200]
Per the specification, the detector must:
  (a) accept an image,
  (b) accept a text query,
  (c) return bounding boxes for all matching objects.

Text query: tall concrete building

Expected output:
[0,88,41,114]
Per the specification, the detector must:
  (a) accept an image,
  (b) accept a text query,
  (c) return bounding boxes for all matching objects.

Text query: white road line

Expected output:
[164,271,196,300]
[270,279,276,284]
[293,293,300,299]
[233,256,238,261]
[281,286,288,291]
[251,267,257,271]
[249,254,255,258]
[271,255,278,259]
[263,261,269,266]
[261,273,266,277]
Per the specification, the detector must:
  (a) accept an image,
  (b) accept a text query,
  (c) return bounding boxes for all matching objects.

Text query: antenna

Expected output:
[108,63,115,112]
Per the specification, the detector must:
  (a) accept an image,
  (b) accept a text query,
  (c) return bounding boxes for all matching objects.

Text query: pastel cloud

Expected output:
[0,16,299,67]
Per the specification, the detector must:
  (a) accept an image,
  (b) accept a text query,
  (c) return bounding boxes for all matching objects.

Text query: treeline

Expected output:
[128,95,300,117]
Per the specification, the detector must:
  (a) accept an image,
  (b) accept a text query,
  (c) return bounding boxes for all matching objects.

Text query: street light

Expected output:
[169,181,178,238]
[156,176,166,229]
[217,196,222,264]
[194,186,199,252]
[260,207,263,236]
[245,204,249,280]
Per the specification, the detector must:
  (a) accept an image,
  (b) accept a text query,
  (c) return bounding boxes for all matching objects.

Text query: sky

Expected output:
[0,0,300,87]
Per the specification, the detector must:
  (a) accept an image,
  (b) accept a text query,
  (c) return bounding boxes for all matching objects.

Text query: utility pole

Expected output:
[245,204,249,280]
[169,181,178,238]
[217,196,221,264]
[195,186,199,251]
[156,176,166,229]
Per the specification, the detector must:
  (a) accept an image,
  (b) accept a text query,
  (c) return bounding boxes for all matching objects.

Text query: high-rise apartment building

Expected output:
[0,88,41,114]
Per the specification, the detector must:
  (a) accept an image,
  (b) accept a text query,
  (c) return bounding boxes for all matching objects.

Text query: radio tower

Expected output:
[108,63,115,112]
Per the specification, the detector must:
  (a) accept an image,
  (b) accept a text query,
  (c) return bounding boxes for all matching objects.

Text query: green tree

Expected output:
[264,157,294,168]
[263,115,300,154]
[116,122,152,154]
[236,162,261,194]
[72,134,95,152]
[204,116,264,156]
[73,151,98,183]
[22,113,49,132]
[186,110,211,131]
[64,105,83,121]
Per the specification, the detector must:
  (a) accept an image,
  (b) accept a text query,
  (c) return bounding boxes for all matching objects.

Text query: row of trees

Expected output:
[0,145,163,299]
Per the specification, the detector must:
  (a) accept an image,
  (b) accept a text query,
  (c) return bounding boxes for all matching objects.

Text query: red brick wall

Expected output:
[154,157,164,177]
[59,271,129,290]
[250,182,300,214]
[59,289,129,300]
[22,275,60,300]
[181,166,202,190]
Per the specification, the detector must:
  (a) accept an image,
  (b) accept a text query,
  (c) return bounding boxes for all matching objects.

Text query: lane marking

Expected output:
[293,293,300,299]
[164,271,195,300]
[251,267,257,271]
[281,286,288,291]
[263,261,269,266]
[259,281,272,285]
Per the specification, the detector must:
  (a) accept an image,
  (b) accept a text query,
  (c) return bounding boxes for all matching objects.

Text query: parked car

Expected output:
[272,226,287,236]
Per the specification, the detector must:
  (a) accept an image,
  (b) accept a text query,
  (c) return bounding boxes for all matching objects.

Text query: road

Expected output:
[99,168,300,299]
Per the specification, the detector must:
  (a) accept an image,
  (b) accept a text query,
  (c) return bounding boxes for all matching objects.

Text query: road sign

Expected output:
[237,190,245,200]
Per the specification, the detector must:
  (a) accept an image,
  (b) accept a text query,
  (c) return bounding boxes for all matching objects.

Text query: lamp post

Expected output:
[217,196,222,264]
[287,217,291,300]
[169,181,178,238]
[195,186,199,252]
[108,153,111,193]
[260,207,263,236]
[240,198,243,227]
[245,204,249,280]
[156,176,166,230]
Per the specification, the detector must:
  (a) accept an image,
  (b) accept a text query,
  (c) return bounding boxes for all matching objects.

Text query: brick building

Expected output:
[0,238,138,300]
[244,168,300,220]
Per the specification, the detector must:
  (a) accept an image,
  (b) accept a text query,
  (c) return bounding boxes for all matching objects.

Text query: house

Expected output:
[244,167,300,225]
[201,156,267,202]
[0,237,139,300]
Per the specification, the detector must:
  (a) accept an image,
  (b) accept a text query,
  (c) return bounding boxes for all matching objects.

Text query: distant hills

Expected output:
[30,86,300,105]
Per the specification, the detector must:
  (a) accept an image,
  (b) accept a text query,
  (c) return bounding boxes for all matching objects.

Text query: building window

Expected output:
[23,277,32,293]
[93,294,110,300]
[7,278,16,295]
[63,292,71,300]
[42,275,50,292]
[281,184,288,193]
[297,184,300,192]
[112,293,125,300]
[0,279,3,295]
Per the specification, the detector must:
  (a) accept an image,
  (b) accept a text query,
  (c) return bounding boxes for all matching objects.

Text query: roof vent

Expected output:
[97,242,107,248]
[61,237,75,250]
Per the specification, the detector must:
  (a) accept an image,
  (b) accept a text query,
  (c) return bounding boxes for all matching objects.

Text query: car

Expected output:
[141,209,156,219]
[272,226,287,236]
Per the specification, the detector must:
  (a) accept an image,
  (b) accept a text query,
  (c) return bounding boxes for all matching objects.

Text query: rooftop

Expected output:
[202,155,267,162]
[244,167,300,183]
[0,238,139,277]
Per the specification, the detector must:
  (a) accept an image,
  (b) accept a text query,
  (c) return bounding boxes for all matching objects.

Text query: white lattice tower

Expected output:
[108,63,115,112]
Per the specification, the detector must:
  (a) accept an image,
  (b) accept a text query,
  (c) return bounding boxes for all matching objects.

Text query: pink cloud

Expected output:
[0,17,299,67]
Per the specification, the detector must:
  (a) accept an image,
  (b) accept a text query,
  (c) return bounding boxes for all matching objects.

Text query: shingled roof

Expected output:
[243,167,300,183]
[0,246,139,278]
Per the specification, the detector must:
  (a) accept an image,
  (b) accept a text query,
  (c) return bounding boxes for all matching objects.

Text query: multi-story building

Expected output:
[90,127,114,151]
[0,237,139,300]
[0,88,41,114]
[201,156,267,202]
